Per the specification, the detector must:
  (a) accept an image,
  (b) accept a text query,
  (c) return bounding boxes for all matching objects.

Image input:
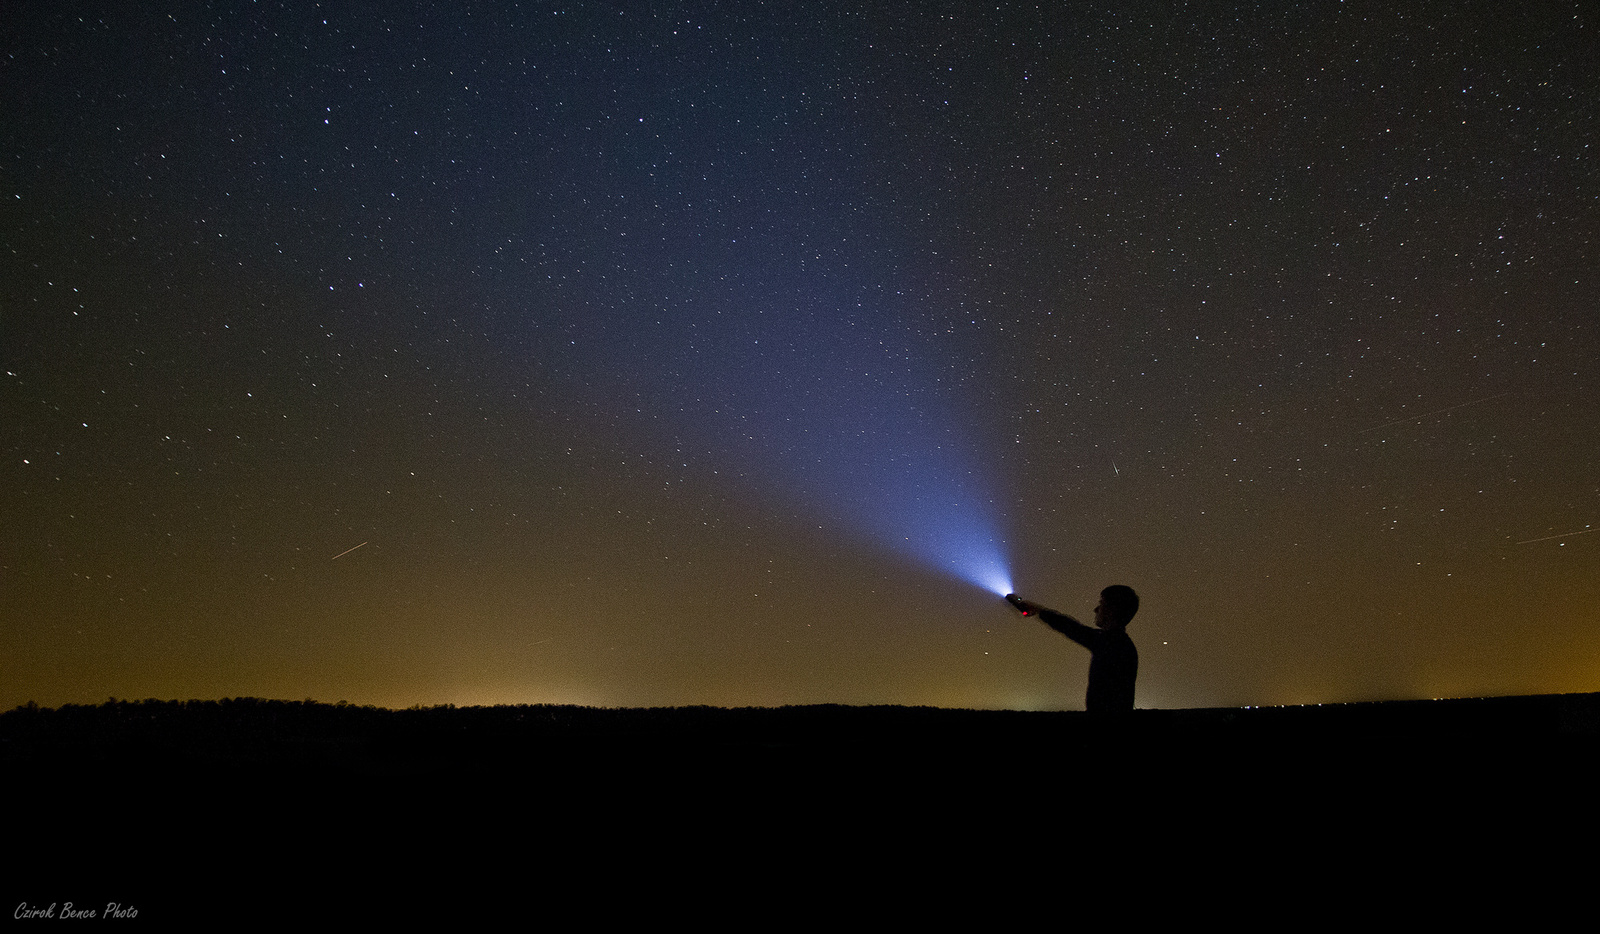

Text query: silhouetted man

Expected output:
[1007,586,1139,713]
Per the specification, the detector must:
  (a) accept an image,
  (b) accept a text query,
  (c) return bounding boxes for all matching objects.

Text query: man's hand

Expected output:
[1005,594,1041,616]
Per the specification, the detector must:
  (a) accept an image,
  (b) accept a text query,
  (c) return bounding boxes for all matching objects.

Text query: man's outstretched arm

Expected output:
[1007,596,1097,649]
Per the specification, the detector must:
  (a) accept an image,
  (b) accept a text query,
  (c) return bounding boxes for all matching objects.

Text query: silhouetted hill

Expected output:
[9,695,1596,923]
[5,692,1597,772]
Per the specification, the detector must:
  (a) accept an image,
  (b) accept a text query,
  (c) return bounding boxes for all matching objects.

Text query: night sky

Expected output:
[5,2,1597,712]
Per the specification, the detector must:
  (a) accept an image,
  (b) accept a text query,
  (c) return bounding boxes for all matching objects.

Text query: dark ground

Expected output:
[6,694,1597,922]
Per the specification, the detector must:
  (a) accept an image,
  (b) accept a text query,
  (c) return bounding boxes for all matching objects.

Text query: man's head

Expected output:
[1093,585,1140,629]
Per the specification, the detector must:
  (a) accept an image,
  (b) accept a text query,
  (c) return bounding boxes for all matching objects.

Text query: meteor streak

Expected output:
[330,541,368,560]
[1515,527,1596,545]
[1360,392,1510,434]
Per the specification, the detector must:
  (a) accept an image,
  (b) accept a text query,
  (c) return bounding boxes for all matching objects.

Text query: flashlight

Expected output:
[1005,593,1032,616]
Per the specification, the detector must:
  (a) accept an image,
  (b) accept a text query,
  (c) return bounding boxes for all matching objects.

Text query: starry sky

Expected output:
[4,1,1597,711]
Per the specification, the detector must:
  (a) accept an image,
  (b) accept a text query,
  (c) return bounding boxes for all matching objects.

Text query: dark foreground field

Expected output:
[7,694,1597,921]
